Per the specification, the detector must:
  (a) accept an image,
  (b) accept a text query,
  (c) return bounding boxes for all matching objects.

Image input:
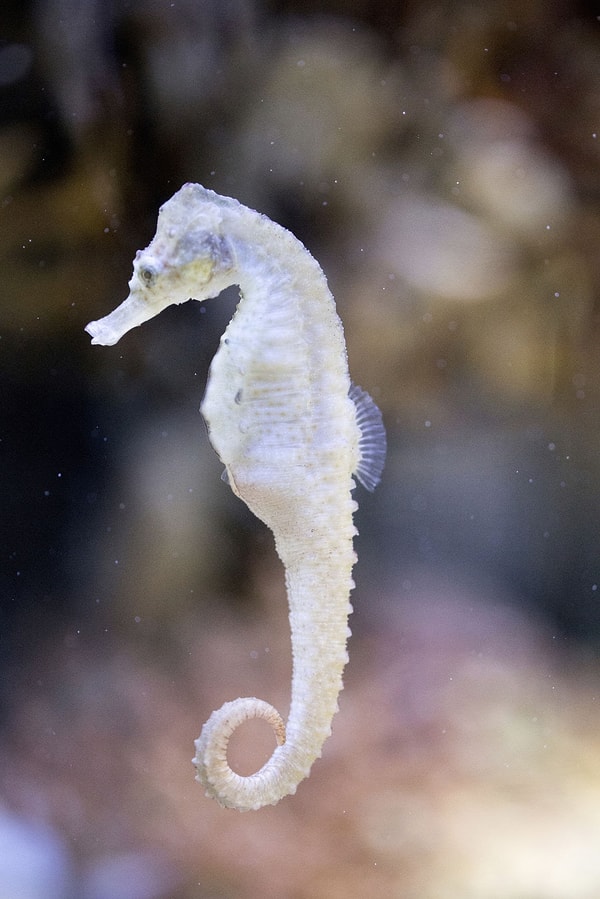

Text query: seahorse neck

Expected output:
[223,205,325,310]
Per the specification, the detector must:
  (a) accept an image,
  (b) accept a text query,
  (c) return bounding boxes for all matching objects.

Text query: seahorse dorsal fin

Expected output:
[349,383,387,492]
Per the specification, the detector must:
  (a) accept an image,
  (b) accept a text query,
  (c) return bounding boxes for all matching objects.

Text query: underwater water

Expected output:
[1,1,599,896]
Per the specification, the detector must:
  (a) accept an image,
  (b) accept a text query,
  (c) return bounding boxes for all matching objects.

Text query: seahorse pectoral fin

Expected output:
[349,383,387,491]
[219,464,244,499]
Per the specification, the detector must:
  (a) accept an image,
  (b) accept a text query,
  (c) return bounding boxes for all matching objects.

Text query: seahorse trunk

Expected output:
[191,220,361,809]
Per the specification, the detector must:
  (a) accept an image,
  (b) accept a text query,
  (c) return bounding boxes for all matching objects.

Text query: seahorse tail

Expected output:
[193,697,289,811]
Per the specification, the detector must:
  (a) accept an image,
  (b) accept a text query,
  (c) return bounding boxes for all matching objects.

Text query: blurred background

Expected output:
[1,0,600,896]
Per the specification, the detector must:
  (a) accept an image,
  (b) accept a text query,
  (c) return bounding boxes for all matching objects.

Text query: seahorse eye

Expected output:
[139,264,158,287]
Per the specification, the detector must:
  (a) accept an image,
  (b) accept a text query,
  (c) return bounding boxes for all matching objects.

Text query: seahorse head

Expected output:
[85,184,236,346]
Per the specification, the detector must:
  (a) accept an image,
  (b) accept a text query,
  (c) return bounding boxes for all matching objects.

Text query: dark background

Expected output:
[1,2,599,897]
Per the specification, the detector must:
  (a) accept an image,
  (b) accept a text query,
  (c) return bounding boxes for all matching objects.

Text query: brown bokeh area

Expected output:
[1,1,600,897]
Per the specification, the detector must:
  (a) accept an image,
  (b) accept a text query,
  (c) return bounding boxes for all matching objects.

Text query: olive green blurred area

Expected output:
[1,1,600,897]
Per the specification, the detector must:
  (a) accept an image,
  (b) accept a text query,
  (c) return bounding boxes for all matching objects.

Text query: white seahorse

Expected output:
[85,183,386,811]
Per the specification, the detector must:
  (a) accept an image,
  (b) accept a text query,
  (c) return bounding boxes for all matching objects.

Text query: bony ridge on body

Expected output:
[85,183,386,810]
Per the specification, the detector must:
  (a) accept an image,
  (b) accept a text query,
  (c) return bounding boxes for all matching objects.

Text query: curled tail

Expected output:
[193,698,288,811]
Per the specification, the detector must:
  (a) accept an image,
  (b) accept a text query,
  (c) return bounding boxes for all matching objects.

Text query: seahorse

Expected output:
[85,183,386,811]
